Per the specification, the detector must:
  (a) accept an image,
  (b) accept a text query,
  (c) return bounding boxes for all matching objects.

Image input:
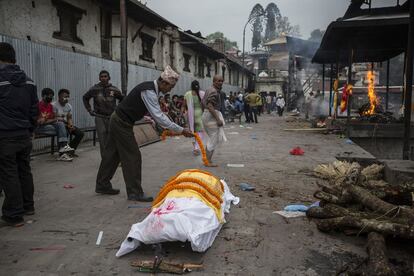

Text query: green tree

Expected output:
[205,32,238,51]
[264,3,281,42]
[251,17,263,50]
[248,2,301,50]
[249,4,265,50]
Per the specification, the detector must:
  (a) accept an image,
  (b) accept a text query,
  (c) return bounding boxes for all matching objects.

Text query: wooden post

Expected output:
[120,0,128,95]
[403,0,414,160]
[288,52,294,111]
[347,49,354,138]
[329,64,333,117]
[322,63,325,100]
[386,59,390,111]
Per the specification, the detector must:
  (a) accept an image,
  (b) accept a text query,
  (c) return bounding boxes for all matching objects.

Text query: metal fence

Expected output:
[0,35,241,151]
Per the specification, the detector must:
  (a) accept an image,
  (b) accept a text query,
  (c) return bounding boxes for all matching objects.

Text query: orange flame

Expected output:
[364,70,378,115]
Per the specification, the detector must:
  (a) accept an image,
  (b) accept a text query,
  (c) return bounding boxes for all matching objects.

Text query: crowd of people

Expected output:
[0,41,287,227]
[157,89,286,129]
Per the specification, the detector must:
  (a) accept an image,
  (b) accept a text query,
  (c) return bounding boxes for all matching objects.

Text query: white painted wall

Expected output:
[0,0,247,88]
[0,0,101,56]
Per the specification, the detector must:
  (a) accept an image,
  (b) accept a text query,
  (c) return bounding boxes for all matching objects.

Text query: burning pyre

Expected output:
[358,69,398,123]
[364,70,379,115]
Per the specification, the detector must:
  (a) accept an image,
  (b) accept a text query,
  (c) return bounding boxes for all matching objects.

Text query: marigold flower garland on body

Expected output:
[152,170,224,210]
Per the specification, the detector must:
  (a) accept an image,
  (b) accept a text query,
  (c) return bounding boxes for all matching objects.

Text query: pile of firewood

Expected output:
[358,103,401,124]
[309,161,414,275]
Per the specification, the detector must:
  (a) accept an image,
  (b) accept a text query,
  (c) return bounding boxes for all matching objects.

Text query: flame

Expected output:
[364,70,378,115]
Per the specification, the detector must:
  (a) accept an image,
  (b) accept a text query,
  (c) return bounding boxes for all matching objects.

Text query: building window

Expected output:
[258,57,268,70]
[100,8,112,58]
[206,63,212,77]
[169,40,175,68]
[52,0,86,45]
[140,33,156,62]
[197,56,206,78]
[222,66,226,82]
[228,68,232,84]
[183,54,191,72]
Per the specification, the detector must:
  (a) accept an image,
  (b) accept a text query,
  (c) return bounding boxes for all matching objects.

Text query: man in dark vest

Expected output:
[95,66,193,202]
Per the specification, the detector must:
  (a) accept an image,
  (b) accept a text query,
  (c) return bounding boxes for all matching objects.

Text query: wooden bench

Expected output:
[32,127,97,156]
[69,127,97,147]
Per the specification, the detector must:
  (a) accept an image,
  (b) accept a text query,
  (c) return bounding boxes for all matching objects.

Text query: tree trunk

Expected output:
[314,216,414,239]
[314,191,348,205]
[365,232,396,276]
[345,185,414,221]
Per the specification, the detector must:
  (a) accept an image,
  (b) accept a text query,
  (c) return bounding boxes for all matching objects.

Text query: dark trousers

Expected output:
[277,106,284,117]
[95,116,110,156]
[68,127,84,150]
[249,107,258,123]
[244,105,251,122]
[96,113,143,197]
[0,136,34,219]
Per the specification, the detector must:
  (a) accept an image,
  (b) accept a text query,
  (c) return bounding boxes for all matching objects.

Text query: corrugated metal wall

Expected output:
[0,35,241,151]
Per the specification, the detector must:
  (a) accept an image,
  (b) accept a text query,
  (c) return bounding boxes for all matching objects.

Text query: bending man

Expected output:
[95,66,193,202]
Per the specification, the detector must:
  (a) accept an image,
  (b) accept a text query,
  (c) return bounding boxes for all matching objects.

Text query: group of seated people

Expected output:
[158,94,186,127]
[223,91,245,122]
[35,88,84,161]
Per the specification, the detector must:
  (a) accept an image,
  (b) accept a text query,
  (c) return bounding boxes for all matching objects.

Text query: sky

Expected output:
[144,0,351,51]
[145,0,396,51]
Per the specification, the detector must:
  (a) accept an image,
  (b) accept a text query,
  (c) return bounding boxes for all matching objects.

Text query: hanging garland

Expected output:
[161,130,210,166]
[160,130,181,141]
[194,132,210,166]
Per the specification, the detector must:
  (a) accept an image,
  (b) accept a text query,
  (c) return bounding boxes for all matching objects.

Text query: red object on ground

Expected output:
[63,184,75,189]
[290,147,305,156]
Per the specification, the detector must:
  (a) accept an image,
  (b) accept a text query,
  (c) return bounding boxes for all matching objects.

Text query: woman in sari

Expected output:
[182,80,205,155]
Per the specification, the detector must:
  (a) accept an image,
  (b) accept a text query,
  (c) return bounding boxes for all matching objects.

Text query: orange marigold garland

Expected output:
[161,130,210,166]
[160,130,181,141]
[165,169,224,191]
[194,133,210,166]
[152,169,225,214]
[152,183,222,211]
[161,177,223,203]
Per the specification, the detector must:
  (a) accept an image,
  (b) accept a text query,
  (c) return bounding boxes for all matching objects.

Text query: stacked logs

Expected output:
[308,161,414,275]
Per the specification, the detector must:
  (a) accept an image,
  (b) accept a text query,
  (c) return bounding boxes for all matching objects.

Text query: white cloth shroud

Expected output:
[116,180,239,257]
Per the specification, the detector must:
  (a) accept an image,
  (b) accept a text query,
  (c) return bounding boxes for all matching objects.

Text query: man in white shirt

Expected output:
[276,94,286,117]
[53,89,84,156]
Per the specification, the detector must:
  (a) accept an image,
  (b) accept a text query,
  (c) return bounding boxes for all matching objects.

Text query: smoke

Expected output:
[309,95,330,117]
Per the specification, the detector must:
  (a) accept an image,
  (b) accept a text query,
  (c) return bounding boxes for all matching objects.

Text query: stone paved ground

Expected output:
[1,114,410,275]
